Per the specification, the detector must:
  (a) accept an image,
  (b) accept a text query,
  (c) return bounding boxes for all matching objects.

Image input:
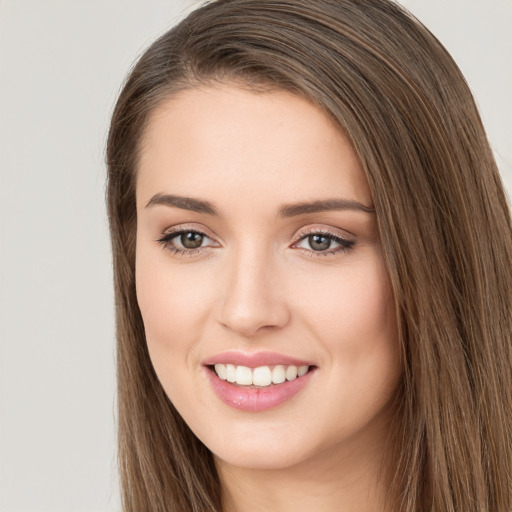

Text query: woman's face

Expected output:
[135,84,401,470]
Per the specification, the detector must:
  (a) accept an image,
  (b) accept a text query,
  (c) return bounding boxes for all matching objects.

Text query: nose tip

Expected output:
[220,298,288,337]
[218,264,290,338]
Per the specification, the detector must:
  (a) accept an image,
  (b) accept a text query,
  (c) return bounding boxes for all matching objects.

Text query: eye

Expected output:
[293,230,355,255]
[156,228,217,255]
[175,231,206,249]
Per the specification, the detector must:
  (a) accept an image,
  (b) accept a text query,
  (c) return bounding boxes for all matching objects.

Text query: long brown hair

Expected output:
[106,1,512,510]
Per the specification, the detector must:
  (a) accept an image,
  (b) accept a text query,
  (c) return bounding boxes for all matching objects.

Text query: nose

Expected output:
[218,245,291,338]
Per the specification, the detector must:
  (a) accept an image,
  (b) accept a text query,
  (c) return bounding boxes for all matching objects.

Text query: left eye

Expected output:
[294,233,353,253]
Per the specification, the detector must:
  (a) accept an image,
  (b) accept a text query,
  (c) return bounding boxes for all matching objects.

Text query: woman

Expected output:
[106,1,512,511]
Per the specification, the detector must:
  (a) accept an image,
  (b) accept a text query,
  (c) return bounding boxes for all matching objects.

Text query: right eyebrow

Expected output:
[145,193,218,215]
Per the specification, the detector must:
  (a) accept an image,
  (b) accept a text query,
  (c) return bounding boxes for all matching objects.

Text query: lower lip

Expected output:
[205,368,315,412]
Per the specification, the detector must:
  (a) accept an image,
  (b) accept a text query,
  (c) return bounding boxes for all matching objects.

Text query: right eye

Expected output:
[156,229,217,255]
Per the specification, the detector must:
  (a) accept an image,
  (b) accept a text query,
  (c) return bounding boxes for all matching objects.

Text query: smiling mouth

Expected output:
[209,363,313,388]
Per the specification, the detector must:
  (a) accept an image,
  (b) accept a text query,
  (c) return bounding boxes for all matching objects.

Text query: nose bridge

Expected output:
[219,238,289,337]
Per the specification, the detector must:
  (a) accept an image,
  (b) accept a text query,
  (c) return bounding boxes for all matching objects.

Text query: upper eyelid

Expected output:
[160,230,219,250]
[292,230,354,249]
[292,225,355,242]
[160,223,219,241]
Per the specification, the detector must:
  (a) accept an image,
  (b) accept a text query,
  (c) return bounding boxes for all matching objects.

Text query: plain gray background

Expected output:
[0,1,510,510]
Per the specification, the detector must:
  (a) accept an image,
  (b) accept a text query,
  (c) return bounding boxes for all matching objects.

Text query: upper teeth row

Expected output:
[214,364,309,387]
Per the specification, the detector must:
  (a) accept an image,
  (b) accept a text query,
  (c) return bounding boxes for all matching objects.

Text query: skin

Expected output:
[135,84,402,512]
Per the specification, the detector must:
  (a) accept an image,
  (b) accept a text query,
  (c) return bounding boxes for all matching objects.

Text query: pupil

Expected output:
[181,232,203,249]
[309,234,330,251]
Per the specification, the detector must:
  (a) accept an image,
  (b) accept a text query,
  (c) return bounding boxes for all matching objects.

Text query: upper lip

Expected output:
[202,351,314,368]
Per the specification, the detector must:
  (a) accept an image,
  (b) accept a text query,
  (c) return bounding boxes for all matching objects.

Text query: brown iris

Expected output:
[308,234,331,251]
[180,232,204,249]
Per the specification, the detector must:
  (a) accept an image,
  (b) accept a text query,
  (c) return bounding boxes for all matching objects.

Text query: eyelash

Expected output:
[292,228,355,257]
[156,227,355,257]
[156,228,213,257]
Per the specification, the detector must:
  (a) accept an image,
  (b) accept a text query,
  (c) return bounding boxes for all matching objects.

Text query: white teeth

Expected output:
[272,365,286,384]
[214,363,227,380]
[298,365,308,377]
[235,365,253,385]
[226,364,236,383]
[213,363,311,387]
[285,365,298,381]
[253,366,272,386]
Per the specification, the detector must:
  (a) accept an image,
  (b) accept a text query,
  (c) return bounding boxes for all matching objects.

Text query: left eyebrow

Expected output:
[278,198,375,217]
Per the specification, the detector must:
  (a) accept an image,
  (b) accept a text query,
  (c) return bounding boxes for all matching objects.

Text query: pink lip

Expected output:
[203,351,317,412]
[205,367,315,412]
[202,350,313,368]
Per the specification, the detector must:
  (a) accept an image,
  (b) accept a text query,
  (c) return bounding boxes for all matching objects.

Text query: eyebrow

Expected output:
[145,193,375,216]
[278,198,375,216]
[145,193,218,215]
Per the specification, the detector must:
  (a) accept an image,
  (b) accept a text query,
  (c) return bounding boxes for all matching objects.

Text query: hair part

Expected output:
[106,1,512,510]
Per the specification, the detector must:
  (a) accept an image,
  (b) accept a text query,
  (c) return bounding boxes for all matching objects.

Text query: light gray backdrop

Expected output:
[0,1,510,511]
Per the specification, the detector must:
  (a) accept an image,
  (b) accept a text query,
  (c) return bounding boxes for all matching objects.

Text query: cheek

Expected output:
[299,257,396,342]
[297,255,400,392]
[134,243,222,399]
[339,271,396,350]
[136,244,208,339]
[135,246,184,367]
[135,252,200,411]
[135,262,174,345]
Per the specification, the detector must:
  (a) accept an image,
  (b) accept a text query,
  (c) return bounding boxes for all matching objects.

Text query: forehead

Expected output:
[136,84,371,210]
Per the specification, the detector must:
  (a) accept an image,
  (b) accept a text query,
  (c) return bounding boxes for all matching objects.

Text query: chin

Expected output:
[194,416,326,471]
[212,439,311,471]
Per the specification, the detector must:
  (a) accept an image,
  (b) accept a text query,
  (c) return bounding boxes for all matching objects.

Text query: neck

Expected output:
[216,429,395,512]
